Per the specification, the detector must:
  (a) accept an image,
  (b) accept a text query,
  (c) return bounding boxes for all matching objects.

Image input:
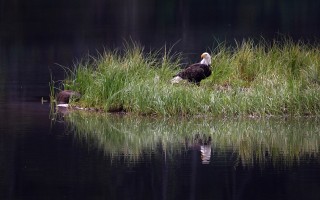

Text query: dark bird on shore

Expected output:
[171,52,212,85]
[56,90,81,104]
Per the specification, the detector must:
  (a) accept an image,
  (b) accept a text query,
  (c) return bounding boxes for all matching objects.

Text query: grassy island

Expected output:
[52,40,320,117]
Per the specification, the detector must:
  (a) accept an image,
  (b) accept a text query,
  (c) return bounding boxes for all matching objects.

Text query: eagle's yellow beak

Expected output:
[201,53,206,59]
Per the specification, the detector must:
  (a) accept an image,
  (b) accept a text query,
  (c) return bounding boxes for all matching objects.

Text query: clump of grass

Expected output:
[55,39,320,117]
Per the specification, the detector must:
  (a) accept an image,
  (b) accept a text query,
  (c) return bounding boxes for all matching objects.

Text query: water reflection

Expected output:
[190,134,212,164]
[62,111,320,167]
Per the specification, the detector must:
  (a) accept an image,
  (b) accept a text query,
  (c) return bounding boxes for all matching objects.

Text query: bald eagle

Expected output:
[171,52,212,85]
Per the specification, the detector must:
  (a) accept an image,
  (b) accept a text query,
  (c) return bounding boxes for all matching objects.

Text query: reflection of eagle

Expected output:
[190,134,212,164]
[171,52,212,85]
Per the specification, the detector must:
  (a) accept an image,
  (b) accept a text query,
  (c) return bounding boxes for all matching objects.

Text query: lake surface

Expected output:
[1,105,320,199]
[1,0,320,199]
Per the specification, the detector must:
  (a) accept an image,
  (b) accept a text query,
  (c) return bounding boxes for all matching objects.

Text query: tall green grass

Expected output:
[55,39,320,117]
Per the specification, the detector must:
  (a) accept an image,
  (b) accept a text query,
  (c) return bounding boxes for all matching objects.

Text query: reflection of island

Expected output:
[62,111,320,167]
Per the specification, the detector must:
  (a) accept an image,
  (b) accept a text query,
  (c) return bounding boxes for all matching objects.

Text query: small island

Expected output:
[51,40,320,117]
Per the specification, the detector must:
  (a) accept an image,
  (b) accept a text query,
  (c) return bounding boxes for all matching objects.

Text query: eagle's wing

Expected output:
[177,64,207,83]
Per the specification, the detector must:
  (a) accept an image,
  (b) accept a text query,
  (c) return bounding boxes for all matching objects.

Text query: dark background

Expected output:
[2,0,320,47]
[1,0,320,102]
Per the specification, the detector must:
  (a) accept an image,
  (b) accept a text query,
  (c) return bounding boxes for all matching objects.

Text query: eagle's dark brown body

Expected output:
[175,63,212,84]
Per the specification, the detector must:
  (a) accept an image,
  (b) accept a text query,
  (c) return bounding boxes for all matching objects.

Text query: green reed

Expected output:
[55,39,320,117]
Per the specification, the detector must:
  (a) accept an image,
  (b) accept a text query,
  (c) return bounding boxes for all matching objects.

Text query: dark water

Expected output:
[1,0,320,199]
[2,106,320,200]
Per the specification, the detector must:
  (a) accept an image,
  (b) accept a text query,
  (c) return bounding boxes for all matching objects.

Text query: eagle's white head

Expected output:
[200,52,211,65]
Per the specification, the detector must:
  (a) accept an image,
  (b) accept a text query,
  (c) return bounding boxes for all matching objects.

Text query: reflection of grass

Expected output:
[66,111,211,162]
[65,111,320,166]
[54,39,320,117]
[212,120,320,167]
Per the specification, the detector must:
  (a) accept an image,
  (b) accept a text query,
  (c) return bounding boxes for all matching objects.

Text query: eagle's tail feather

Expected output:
[171,76,183,84]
